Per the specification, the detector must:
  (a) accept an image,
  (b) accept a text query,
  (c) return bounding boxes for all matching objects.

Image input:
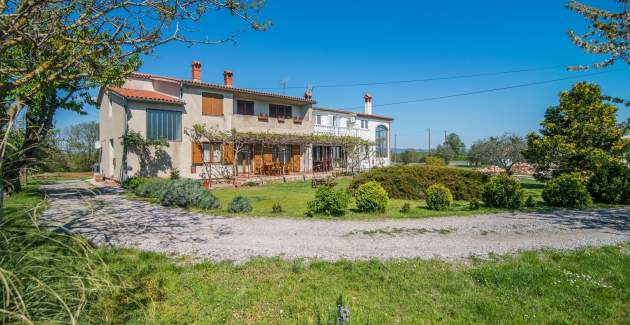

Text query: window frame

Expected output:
[269,104,292,118]
[146,108,182,141]
[375,125,388,158]
[236,100,255,116]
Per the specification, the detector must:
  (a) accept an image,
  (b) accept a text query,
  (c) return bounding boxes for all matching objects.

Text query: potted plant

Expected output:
[258,113,269,121]
[277,115,285,123]
[293,116,303,124]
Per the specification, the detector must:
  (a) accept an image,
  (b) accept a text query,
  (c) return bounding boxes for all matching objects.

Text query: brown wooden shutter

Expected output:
[263,145,272,164]
[253,144,262,172]
[291,145,301,172]
[202,93,224,116]
[192,142,203,164]
[222,143,234,164]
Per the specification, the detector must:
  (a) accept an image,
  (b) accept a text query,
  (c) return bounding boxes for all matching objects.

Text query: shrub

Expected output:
[399,202,411,213]
[349,165,488,201]
[482,174,524,209]
[198,191,221,210]
[134,178,170,198]
[353,181,389,213]
[307,187,351,217]
[169,168,181,180]
[425,184,453,210]
[425,156,446,166]
[228,196,253,213]
[543,174,592,208]
[160,179,206,208]
[525,195,536,208]
[468,198,481,210]
[243,180,259,187]
[588,160,630,204]
[272,202,283,213]
[121,176,149,189]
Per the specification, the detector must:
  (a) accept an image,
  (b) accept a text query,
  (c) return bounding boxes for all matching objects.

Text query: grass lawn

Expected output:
[193,177,505,220]
[96,245,630,324]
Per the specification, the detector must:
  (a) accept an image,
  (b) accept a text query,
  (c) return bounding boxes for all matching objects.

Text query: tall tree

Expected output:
[523,82,630,179]
[60,121,100,171]
[435,133,465,164]
[566,0,629,70]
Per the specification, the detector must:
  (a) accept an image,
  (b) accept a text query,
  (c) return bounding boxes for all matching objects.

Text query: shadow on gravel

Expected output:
[39,182,233,247]
[531,208,630,232]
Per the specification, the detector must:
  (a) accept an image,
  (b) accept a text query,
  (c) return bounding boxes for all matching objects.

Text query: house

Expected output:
[97,61,393,182]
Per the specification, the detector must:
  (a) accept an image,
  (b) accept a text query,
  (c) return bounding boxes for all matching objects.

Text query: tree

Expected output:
[567,0,629,70]
[469,134,527,175]
[523,82,630,180]
[434,145,456,164]
[399,149,423,165]
[60,122,99,171]
[445,133,466,156]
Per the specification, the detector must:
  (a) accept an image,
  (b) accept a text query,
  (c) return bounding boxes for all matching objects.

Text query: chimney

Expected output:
[191,61,202,81]
[364,93,372,115]
[304,88,313,100]
[223,70,233,87]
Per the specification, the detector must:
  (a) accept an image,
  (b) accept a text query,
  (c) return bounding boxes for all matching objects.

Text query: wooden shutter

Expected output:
[202,93,223,116]
[291,145,301,172]
[263,145,273,164]
[192,142,203,164]
[221,143,234,164]
[253,144,262,172]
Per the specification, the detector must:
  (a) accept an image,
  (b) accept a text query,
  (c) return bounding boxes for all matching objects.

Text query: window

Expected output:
[237,100,254,115]
[147,109,181,141]
[360,119,368,129]
[202,143,211,162]
[332,116,338,127]
[375,125,388,157]
[202,92,223,116]
[212,143,221,162]
[315,114,322,125]
[269,104,292,118]
[272,145,290,163]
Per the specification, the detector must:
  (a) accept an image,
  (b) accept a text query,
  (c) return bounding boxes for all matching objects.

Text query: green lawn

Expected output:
[96,245,630,324]
[195,177,506,220]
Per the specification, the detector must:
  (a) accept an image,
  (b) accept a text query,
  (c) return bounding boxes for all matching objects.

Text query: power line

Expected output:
[245,64,581,90]
[339,68,624,110]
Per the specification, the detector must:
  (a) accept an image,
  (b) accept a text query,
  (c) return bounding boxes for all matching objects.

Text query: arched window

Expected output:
[375,125,388,158]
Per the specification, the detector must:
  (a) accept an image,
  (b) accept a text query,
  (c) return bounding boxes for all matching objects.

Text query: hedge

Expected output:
[349,165,489,200]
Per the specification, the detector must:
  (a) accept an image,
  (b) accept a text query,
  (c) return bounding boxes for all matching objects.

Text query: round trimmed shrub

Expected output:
[160,179,206,207]
[134,178,170,198]
[353,181,389,213]
[228,195,253,213]
[425,184,453,210]
[588,160,630,204]
[198,191,221,210]
[543,174,592,208]
[307,187,351,217]
[482,174,524,209]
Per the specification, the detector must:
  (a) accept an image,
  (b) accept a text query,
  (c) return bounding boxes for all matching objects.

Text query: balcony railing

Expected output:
[314,124,359,137]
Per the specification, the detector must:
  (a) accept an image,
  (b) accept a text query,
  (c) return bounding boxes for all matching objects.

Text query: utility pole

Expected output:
[444,130,447,144]
[393,133,397,163]
[428,128,431,155]
[280,80,287,95]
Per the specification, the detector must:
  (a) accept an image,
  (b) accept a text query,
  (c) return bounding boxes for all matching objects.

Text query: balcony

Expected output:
[313,124,360,137]
[232,113,312,134]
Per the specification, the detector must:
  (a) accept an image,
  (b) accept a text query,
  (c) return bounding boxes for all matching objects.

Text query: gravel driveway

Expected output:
[39,180,630,262]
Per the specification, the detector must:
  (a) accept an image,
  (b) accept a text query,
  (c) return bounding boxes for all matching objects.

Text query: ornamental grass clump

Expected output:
[425,184,453,210]
[543,174,592,208]
[482,174,524,209]
[228,195,253,213]
[353,181,389,213]
[307,187,351,217]
[272,202,283,213]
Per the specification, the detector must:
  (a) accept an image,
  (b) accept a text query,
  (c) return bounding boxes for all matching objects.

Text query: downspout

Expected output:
[120,99,129,182]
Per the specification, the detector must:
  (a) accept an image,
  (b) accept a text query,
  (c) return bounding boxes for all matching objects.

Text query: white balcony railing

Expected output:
[314,124,360,137]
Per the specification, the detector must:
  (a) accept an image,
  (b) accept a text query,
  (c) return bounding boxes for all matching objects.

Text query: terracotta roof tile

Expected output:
[108,87,184,105]
[130,72,314,105]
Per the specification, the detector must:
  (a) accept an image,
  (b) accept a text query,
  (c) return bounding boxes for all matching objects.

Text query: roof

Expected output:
[130,72,315,105]
[313,106,394,121]
[108,87,185,105]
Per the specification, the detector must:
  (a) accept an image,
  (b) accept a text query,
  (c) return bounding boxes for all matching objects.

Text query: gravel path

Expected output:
[39,180,630,262]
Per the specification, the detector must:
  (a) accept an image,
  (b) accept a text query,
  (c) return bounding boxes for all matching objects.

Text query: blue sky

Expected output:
[54,0,629,148]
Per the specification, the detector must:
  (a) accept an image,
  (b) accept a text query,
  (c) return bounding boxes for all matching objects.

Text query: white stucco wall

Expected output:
[98,91,126,180]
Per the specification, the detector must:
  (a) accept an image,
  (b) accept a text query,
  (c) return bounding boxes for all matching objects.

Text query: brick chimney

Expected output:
[223,70,233,87]
[304,88,313,100]
[191,61,202,81]
[364,93,372,115]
